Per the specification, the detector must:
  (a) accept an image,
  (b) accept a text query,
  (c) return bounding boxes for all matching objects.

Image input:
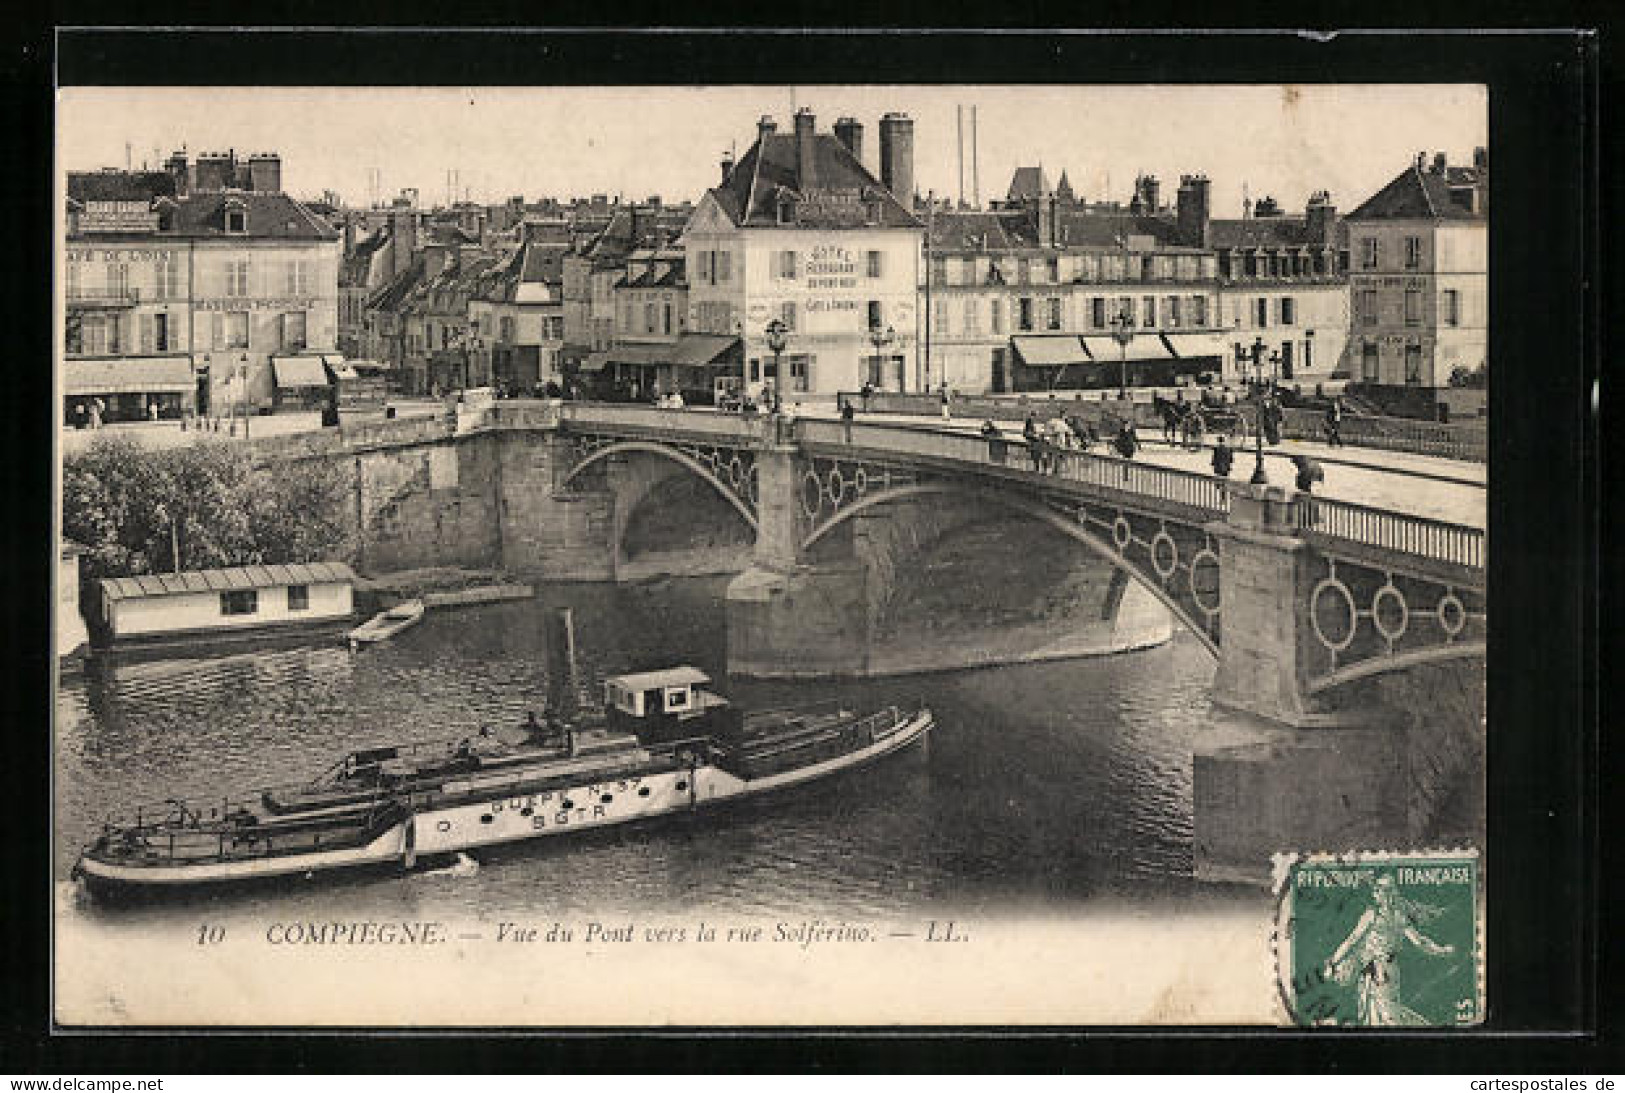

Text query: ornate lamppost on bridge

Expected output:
[1233,334,1271,485]
[1109,306,1134,400]
[867,322,895,394]
[763,318,788,415]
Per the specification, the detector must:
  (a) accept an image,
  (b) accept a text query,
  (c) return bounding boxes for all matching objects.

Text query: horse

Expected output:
[1152,395,1189,446]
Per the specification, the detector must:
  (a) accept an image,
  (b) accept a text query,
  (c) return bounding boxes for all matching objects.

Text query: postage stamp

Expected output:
[1272,848,1482,1027]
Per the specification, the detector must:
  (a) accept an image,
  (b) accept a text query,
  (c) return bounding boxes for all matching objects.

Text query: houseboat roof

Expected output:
[100,562,356,602]
[607,666,711,692]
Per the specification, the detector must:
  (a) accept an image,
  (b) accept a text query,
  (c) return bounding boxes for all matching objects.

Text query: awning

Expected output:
[321,354,358,381]
[1080,335,1175,362]
[272,355,331,388]
[665,334,740,368]
[579,351,613,373]
[1159,333,1230,360]
[1011,336,1089,367]
[63,356,194,396]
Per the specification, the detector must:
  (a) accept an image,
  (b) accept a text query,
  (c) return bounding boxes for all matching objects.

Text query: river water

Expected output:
[56,578,1222,925]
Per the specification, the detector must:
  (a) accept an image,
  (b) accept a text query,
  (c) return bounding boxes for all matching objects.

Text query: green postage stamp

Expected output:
[1273,848,1483,1027]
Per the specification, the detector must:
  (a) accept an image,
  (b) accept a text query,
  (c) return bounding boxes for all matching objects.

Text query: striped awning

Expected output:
[1080,334,1175,362]
[1159,333,1230,360]
[1011,336,1089,367]
[63,356,194,396]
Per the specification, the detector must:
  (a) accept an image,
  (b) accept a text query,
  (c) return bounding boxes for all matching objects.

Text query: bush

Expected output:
[63,437,354,580]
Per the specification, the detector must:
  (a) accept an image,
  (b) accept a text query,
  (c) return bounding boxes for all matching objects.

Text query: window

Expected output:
[1018,297,1034,331]
[644,302,657,333]
[1117,297,1135,326]
[866,300,882,330]
[780,300,796,331]
[1404,236,1423,270]
[930,256,946,284]
[286,260,310,296]
[1046,256,1060,283]
[1165,296,1181,328]
[716,252,732,283]
[1361,340,1379,381]
[225,311,250,349]
[867,250,883,278]
[1046,297,1063,331]
[1279,297,1296,325]
[282,311,307,350]
[1404,289,1421,326]
[1303,337,1313,372]
[153,312,170,352]
[963,297,979,334]
[220,590,258,616]
[1091,297,1106,329]
[225,260,251,298]
[1359,290,1378,326]
[1016,257,1031,284]
[1404,343,1423,384]
[66,260,81,300]
[932,303,948,335]
[543,316,563,340]
[499,316,516,343]
[108,262,130,299]
[1254,298,1269,328]
[663,303,673,335]
[1443,289,1460,326]
[155,258,182,300]
[225,202,247,234]
[990,299,1005,334]
[788,354,811,391]
[1190,296,1208,327]
[1142,296,1156,328]
[1360,237,1379,270]
[777,250,798,279]
[287,585,310,611]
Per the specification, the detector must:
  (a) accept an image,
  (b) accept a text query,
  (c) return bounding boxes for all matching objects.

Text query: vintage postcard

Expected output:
[54,80,1488,1027]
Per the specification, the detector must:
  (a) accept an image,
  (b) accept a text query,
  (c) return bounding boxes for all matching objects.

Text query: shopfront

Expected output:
[63,355,196,425]
[271,354,336,411]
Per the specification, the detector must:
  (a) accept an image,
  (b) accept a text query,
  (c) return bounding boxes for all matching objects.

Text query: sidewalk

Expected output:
[58,402,443,455]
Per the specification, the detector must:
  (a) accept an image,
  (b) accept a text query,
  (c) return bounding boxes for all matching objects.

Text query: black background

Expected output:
[2,21,1608,1073]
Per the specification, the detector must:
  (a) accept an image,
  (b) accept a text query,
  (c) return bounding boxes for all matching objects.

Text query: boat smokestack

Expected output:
[545,607,580,720]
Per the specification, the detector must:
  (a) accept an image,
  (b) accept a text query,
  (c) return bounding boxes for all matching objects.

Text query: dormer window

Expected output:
[224,199,247,234]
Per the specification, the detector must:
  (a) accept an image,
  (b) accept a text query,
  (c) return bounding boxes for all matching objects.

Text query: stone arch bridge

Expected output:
[252,401,1486,882]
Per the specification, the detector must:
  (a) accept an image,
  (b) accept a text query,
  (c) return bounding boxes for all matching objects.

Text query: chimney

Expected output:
[1473,146,1488,172]
[1176,173,1211,248]
[757,114,777,146]
[1142,175,1160,213]
[834,116,863,162]
[720,152,734,186]
[794,108,817,189]
[391,208,418,278]
[879,112,915,209]
[423,243,450,280]
[1432,152,1447,175]
[195,152,234,192]
[248,153,282,193]
[164,150,190,198]
[343,218,356,256]
[1305,190,1336,247]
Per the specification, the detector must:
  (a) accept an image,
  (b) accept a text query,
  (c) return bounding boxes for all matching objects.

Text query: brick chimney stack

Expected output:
[879,112,915,209]
[834,117,863,162]
[1177,174,1211,248]
[793,108,817,190]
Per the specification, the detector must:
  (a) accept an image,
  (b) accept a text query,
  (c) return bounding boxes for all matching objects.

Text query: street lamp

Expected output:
[230,352,250,439]
[1109,307,1134,399]
[763,318,788,414]
[867,322,896,394]
[1234,334,1270,485]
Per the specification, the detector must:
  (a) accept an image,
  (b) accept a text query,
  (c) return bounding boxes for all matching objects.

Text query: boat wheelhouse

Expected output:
[93,561,356,652]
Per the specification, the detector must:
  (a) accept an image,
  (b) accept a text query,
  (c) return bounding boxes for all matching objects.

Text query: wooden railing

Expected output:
[1296,495,1485,570]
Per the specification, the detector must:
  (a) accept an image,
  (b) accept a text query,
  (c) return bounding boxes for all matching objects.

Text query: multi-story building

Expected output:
[923,172,1222,393]
[682,110,924,397]
[1210,186,1350,387]
[561,203,684,381]
[63,151,340,422]
[1344,150,1488,392]
[468,235,569,394]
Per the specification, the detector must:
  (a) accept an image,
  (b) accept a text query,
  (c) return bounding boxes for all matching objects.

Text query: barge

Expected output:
[74,666,932,899]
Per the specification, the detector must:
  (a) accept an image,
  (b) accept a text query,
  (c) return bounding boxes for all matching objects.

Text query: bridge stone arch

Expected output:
[799,479,1222,655]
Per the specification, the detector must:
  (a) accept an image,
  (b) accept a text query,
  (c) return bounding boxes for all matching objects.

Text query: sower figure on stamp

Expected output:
[1324,874,1455,1026]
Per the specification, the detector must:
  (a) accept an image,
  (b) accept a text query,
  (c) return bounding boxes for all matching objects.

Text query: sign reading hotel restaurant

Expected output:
[195,297,319,312]
[795,188,871,229]
[79,201,159,234]
[805,244,859,290]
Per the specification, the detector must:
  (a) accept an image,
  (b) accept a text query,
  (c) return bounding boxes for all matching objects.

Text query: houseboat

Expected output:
[73,666,933,899]
[92,562,356,655]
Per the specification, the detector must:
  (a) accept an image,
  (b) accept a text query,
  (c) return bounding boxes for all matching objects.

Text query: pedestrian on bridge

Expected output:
[1212,436,1235,478]
[841,396,855,444]
[1291,454,1325,494]
[1023,413,1042,472]
[1114,421,1138,460]
[939,383,952,421]
[1325,398,1345,448]
[861,381,875,413]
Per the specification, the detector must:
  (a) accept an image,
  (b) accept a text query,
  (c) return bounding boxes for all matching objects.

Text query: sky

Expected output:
[58,85,1486,217]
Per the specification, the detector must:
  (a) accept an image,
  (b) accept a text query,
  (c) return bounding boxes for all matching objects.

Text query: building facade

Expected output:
[682,110,923,398]
[1344,150,1488,391]
[63,154,340,421]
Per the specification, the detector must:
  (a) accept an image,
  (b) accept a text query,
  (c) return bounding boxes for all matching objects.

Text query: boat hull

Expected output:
[75,709,932,900]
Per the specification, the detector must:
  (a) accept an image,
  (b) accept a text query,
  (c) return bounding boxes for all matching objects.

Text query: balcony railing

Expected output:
[65,287,141,308]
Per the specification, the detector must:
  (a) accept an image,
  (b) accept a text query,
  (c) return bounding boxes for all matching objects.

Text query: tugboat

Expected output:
[73,663,932,900]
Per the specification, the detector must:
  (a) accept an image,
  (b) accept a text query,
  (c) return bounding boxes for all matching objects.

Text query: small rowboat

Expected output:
[347,599,425,647]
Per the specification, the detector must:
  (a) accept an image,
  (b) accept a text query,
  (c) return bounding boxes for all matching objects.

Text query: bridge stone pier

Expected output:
[251,402,1485,886]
